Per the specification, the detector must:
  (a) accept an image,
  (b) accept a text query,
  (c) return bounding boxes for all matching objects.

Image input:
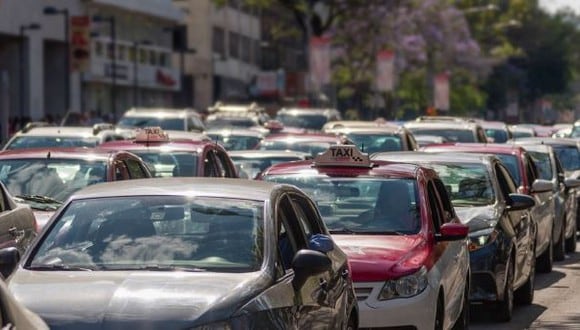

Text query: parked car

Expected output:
[0,147,152,230]
[205,128,264,151]
[276,107,342,131]
[256,133,347,157]
[98,127,238,178]
[481,121,512,143]
[422,143,558,272]
[508,125,536,139]
[0,178,358,329]
[2,124,125,150]
[0,278,48,329]
[205,102,271,129]
[0,181,36,255]
[116,107,205,133]
[327,126,418,152]
[321,120,396,133]
[261,145,471,329]
[228,150,312,179]
[404,120,488,143]
[373,152,536,321]
[414,134,449,148]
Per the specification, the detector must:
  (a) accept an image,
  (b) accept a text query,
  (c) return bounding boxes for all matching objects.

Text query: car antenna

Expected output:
[46,151,51,159]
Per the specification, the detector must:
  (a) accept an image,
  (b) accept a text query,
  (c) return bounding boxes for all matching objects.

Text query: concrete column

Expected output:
[28,35,44,120]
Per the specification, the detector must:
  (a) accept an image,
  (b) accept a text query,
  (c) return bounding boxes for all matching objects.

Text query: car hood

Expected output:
[8,270,268,329]
[455,205,499,233]
[332,235,427,282]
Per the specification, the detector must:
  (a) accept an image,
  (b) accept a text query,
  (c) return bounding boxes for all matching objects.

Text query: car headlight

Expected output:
[468,227,498,252]
[378,266,428,300]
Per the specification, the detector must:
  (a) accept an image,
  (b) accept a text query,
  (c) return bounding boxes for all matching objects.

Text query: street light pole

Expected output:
[43,7,70,113]
[19,23,41,124]
[93,15,117,120]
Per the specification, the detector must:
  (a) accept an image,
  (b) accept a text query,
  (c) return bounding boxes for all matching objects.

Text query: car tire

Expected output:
[537,233,553,273]
[554,218,566,262]
[452,280,470,330]
[495,262,514,322]
[515,243,535,305]
[434,294,444,330]
[565,224,577,253]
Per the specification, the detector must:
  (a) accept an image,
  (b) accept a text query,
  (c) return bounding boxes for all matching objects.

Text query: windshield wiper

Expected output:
[106,265,206,272]
[27,264,94,271]
[15,194,62,205]
[329,227,360,234]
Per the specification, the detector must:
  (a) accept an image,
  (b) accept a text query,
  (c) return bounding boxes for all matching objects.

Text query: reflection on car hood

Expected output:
[9,270,266,329]
[332,235,426,282]
[455,205,499,232]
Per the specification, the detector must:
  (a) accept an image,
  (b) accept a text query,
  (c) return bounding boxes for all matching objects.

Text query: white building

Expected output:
[0,0,183,126]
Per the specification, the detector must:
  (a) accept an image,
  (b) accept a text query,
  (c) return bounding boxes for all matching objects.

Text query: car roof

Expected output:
[12,126,112,137]
[332,126,405,135]
[509,137,579,147]
[0,147,121,161]
[70,177,278,201]
[205,128,264,137]
[228,150,311,158]
[480,121,509,129]
[121,108,200,118]
[404,121,480,129]
[277,108,339,115]
[422,142,525,155]
[372,151,494,165]
[98,139,217,152]
[262,133,342,142]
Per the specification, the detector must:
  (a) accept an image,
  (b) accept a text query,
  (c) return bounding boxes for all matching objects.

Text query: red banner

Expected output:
[70,16,91,72]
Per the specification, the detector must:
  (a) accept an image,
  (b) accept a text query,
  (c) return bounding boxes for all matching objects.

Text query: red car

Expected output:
[422,143,558,272]
[260,145,470,329]
[98,128,237,178]
[0,148,152,230]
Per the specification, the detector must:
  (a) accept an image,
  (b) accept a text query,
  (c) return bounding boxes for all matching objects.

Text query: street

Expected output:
[472,242,580,329]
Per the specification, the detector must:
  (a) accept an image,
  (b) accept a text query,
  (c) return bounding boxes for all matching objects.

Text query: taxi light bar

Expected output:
[135,126,170,142]
[314,145,372,168]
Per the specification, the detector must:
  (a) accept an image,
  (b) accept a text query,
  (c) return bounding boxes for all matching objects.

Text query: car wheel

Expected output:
[537,233,553,273]
[515,243,535,305]
[495,262,514,322]
[565,223,577,253]
[452,280,470,330]
[554,218,566,262]
[434,294,444,330]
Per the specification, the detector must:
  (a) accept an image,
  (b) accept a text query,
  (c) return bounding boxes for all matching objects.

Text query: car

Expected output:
[481,121,512,143]
[205,102,271,129]
[328,126,418,152]
[276,107,342,131]
[552,124,573,138]
[0,147,152,230]
[2,123,125,150]
[116,107,206,133]
[261,145,471,329]
[570,120,580,138]
[508,125,536,139]
[422,143,558,273]
[512,139,580,253]
[256,133,347,157]
[0,278,48,329]
[372,152,537,321]
[0,181,37,256]
[414,134,449,147]
[229,150,312,179]
[404,120,488,143]
[0,177,358,329]
[98,127,238,178]
[205,128,264,151]
[321,120,396,133]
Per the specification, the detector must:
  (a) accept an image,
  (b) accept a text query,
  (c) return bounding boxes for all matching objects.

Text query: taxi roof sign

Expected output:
[135,127,170,142]
[314,145,372,168]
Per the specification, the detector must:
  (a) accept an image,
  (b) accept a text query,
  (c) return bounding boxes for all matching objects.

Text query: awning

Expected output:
[90,0,184,22]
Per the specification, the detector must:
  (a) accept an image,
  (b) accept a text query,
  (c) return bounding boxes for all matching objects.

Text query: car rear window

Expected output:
[407,128,475,142]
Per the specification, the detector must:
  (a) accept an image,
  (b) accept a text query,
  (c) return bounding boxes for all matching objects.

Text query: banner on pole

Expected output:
[376,50,395,92]
[434,72,450,111]
[309,36,331,91]
[70,16,91,72]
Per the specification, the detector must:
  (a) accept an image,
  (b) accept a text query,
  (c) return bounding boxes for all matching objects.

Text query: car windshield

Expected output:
[259,140,335,157]
[264,176,420,234]
[205,117,257,129]
[553,146,580,171]
[407,128,476,142]
[527,151,553,180]
[485,128,509,143]
[495,154,522,185]
[345,133,402,153]
[276,113,328,130]
[133,151,198,177]
[429,163,495,206]
[207,134,261,150]
[571,126,580,138]
[511,130,534,139]
[28,196,264,272]
[5,136,99,150]
[117,117,184,131]
[0,159,107,204]
[232,156,304,179]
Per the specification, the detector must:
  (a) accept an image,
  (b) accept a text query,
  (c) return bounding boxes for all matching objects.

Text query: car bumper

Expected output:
[355,281,436,329]
[469,243,505,303]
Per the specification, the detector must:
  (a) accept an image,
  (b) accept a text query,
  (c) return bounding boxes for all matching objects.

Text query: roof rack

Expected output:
[415,116,477,123]
[208,101,265,114]
[92,123,115,135]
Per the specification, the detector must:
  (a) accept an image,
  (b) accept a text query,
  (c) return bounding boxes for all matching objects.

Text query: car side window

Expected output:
[125,159,147,179]
[277,195,307,271]
[524,154,538,186]
[203,152,219,177]
[554,156,565,183]
[0,187,7,212]
[495,164,516,200]
[433,179,454,222]
[215,150,236,178]
[477,127,487,142]
[427,181,444,232]
[114,160,128,180]
[289,193,323,237]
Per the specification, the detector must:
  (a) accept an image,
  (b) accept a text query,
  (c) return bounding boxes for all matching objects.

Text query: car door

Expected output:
[0,184,35,254]
[289,192,350,329]
[525,154,552,255]
[495,162,534,289]
[0,185,16,250]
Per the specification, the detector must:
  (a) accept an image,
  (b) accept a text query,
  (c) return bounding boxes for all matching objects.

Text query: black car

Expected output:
[0,178,358,329]
[373,152,536,322]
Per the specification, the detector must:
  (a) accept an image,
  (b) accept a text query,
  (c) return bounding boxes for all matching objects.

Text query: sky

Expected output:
[539,0,580,14]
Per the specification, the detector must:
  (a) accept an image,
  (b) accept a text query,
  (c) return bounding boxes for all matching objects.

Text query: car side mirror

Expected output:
[507,193,536,211]
[307,234,334,253]
[531,179,554,193]
[564,178,580,189]
[0,247,20,279]
[436,223,468,242]
[292,249,332,290]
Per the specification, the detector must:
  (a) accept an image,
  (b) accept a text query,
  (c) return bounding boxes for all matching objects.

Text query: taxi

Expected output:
[261,145,470,329]
[256,132,347,157]
[98,127,237,178]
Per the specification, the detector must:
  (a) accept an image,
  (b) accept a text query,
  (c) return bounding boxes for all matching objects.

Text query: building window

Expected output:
[241,36,251,63]
[159,53,168,67]
[229,31,240,59]
[149,50,157,66]
[213,27,225,55]
[139,48,147,64]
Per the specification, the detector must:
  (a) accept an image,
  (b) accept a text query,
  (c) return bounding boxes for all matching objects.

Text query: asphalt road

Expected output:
[471,241,580,329]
